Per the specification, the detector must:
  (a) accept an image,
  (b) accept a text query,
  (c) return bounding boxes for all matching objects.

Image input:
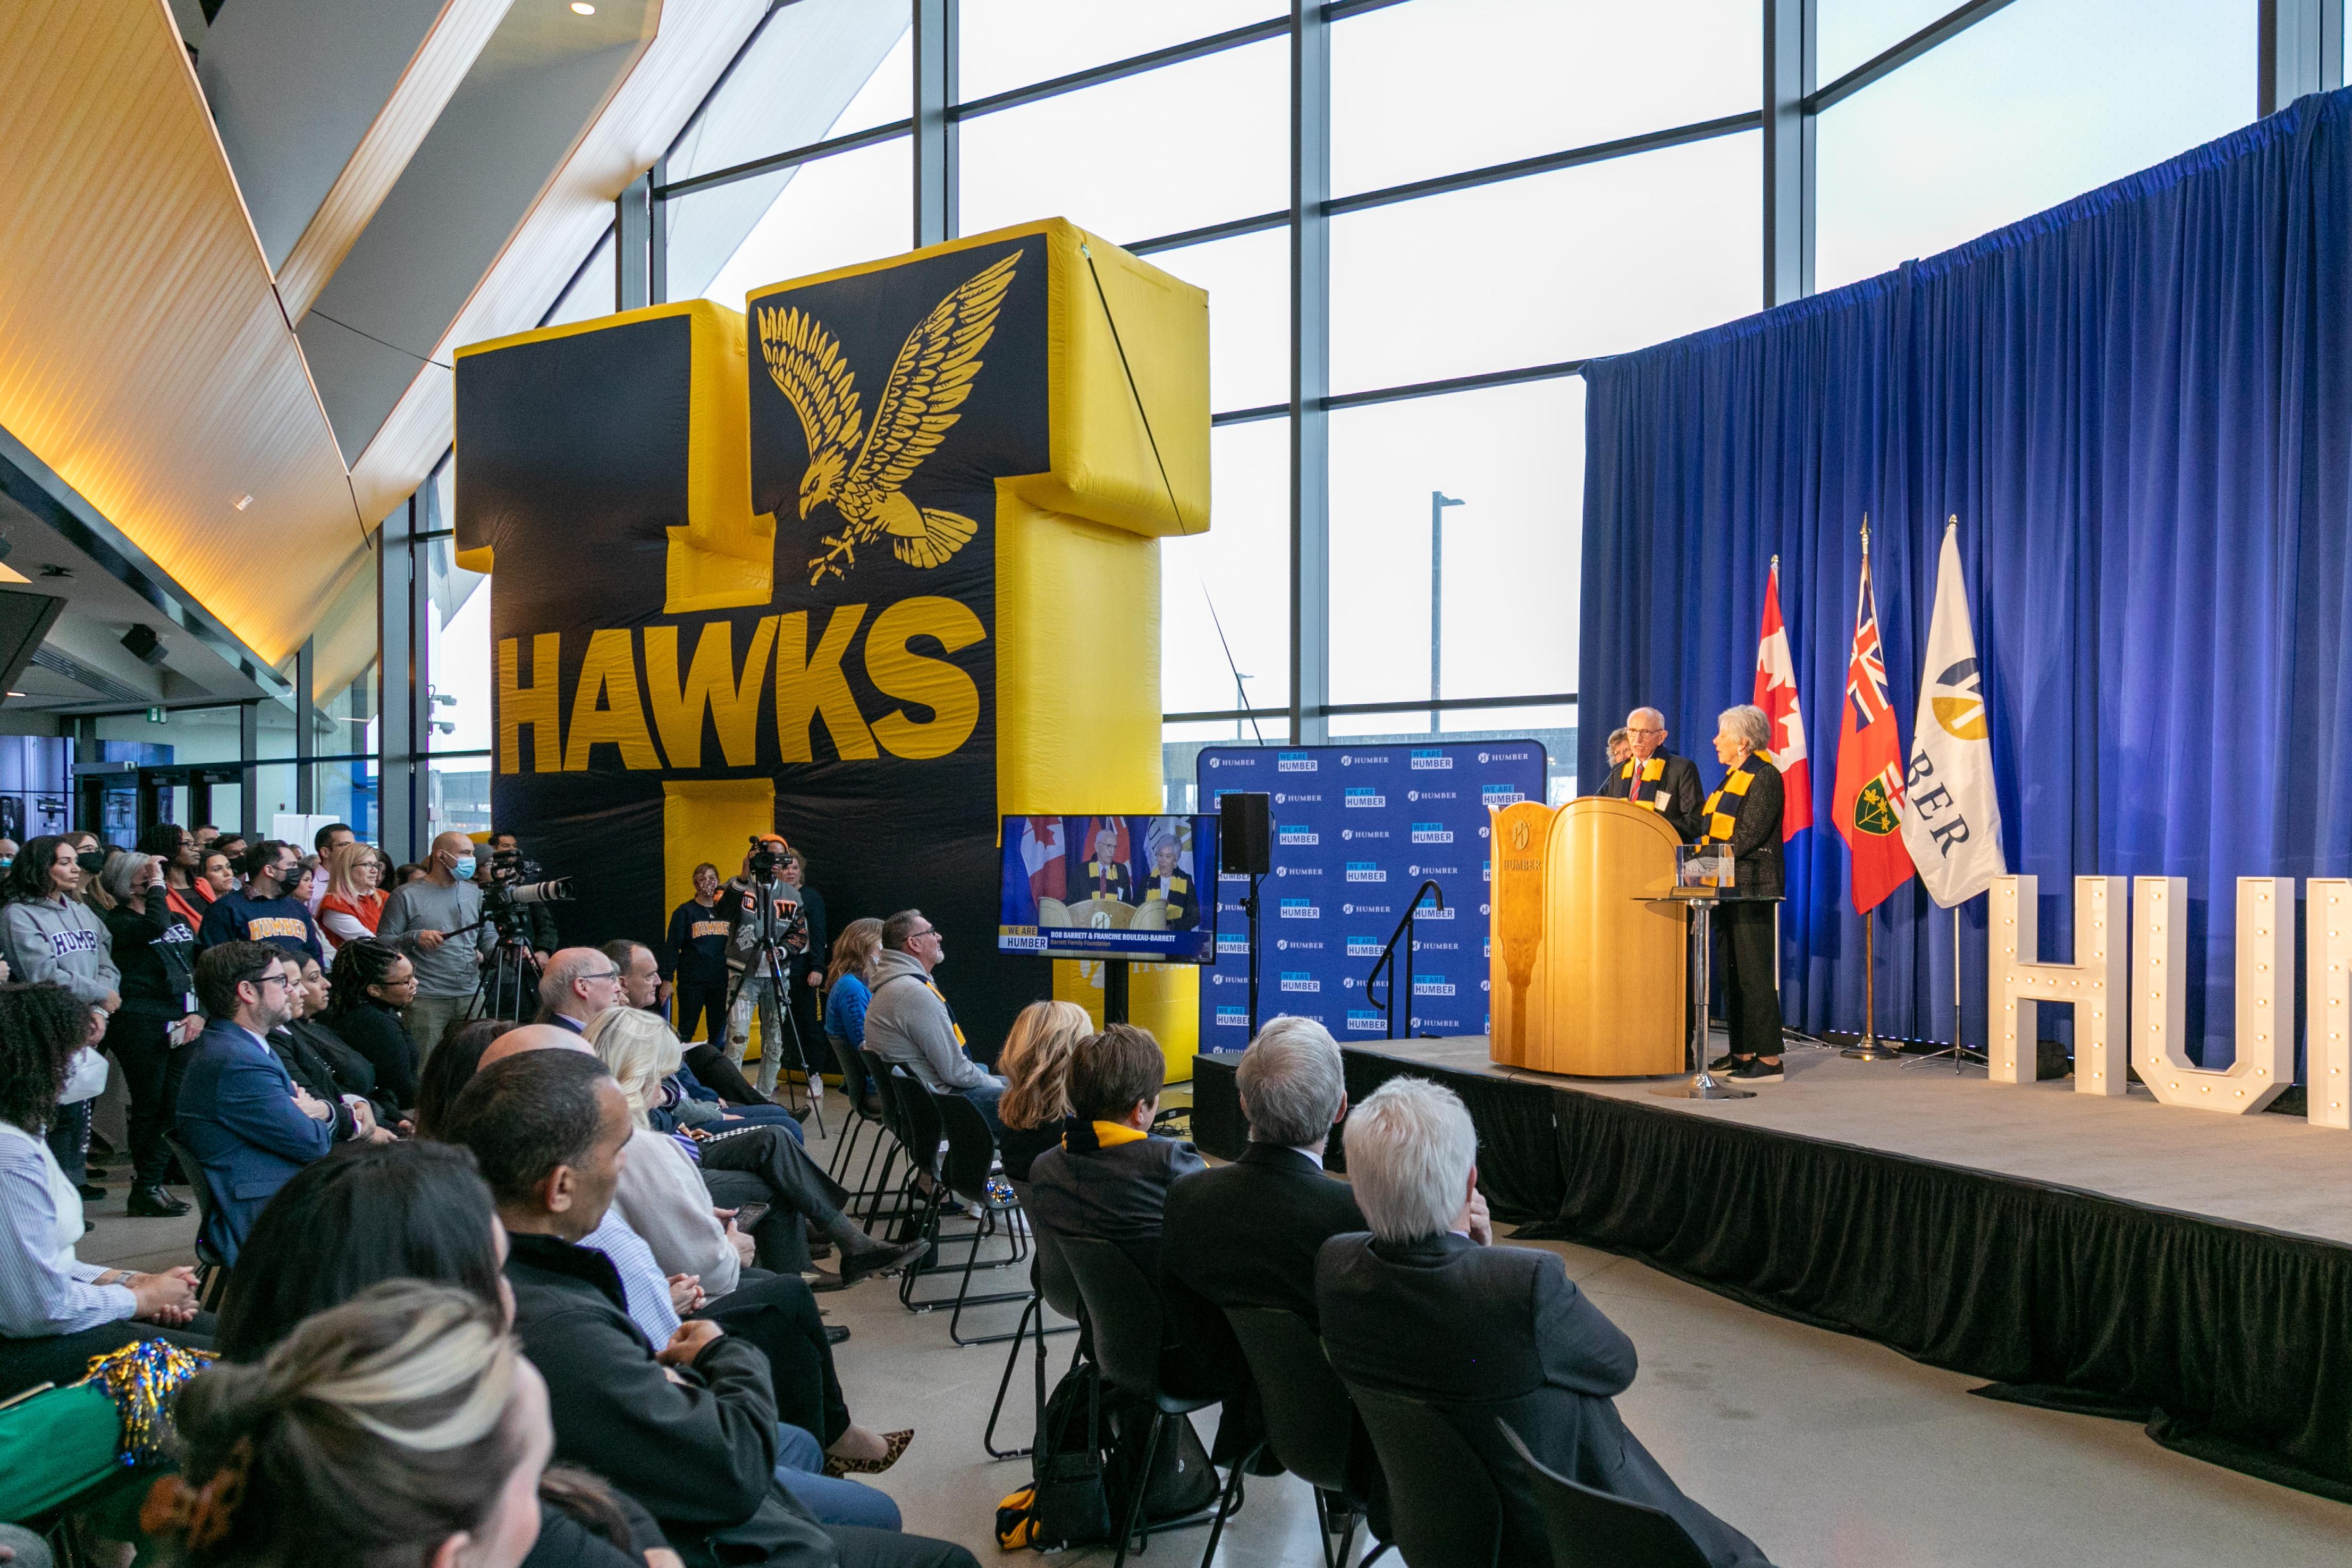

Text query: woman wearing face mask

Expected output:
[95,850,203,1216]
[0,837,122,1194]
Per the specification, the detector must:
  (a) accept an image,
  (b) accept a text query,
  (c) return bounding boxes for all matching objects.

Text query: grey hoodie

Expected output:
[2,895,120,1008]
[862,948,1000,1093]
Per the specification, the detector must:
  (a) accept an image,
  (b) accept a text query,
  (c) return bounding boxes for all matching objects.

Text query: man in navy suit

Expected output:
[175,941,335,1263]
[1318,1077,1774,1568]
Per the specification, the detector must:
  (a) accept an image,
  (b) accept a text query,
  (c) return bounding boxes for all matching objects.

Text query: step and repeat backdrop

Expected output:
[1195,740,1549,1051]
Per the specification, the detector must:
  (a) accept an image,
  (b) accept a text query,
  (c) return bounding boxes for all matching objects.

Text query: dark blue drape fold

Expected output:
[1580,90,2352,1068]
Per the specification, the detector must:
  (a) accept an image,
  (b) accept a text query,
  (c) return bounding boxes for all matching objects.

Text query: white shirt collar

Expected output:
[1290,1144,1325,1169]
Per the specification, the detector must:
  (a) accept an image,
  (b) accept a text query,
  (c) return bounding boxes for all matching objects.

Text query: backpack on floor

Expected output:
[999,1358,1113,1551]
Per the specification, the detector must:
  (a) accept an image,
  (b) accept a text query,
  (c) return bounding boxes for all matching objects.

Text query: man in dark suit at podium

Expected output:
[1598,706,1705,841]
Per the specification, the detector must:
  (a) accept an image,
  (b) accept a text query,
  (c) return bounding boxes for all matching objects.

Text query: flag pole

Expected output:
[1843,516,1903,1061]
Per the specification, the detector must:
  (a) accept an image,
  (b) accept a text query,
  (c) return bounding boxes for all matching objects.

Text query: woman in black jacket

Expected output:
[327,936,423,1111]
[1701,704,1789,1083]
[95,850,200,1216]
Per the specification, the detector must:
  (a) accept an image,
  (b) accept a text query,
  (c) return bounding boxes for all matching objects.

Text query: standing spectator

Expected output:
[1,836,121,1193]
[0,837,18,872]
[721,838,808,1098]
[779,850,828,1072]
[377,831,493,1069]
[317,841,390,947]
[175,942,335,1264]
[327,937,424,1114]
[95,850,203,1216]
[308,822,356,914]
[137,822,211,923]
[0,982,204,1400]
[214,833,250,871]
[197,840,325,965]
[191,824,220,850]
[663,862,729,1047]
[863,908,1004,1132]
[198,847,238,900]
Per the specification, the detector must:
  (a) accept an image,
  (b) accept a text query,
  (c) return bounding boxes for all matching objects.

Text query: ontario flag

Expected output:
[1751,559,1813,838]
[1831,534,1916,913]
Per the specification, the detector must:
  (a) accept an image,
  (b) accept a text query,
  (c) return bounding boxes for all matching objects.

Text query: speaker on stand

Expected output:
[1220,791,1272,1038]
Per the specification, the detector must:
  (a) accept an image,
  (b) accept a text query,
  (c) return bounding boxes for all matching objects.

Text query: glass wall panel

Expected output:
[690,136,914,306]
[1816,0,2256,291]
[316,757,379,844]
[1330,133,1759,393]
[959,40,1287,243]
[1817,0,1972,85]
[428,462,492,753]
[254,764,301,837]
[1146,226,1289,413]
[1331,0,1760,197]
[1326,378,1582,710]
[1161,418,1291,718]
[431,756,495,839]
[958,0,1277,102]
[91,706,242,763]
[544,227,615,326]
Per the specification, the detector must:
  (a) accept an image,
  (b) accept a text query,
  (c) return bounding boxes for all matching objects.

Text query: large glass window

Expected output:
[1816,0,1970,83]
[692,137,914,305]
[957,1,1278,103]
[1161,418,1291,718]
[427,462,491,755]
[1326,378,1581,712]
[1331,0,1760,197]
[958,40,1287,243]
[1330,133,1760,393]
[1816,0,2257,290]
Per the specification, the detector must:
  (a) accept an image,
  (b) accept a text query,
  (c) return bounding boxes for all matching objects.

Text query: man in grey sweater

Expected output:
[376,831,494,1067]
[862,908,1006,1133]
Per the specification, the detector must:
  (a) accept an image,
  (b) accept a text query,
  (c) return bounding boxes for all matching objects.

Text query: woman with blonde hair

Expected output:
[993,999,1090,1183]
[317,841,390,948]
[820,916,884,1050]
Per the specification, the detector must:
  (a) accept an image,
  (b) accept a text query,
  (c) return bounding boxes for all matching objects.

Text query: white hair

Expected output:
[1237,1015,1345,1147]
[582,1006,682,1124]
[1718,703,1772,754]
[1344,1076,1477,1243]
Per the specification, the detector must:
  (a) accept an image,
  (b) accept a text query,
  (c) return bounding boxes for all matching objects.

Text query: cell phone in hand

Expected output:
[730,1202,770,1231]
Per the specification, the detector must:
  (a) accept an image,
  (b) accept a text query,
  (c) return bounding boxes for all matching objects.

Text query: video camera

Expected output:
[481,845,574,939]
[747,835,791,882]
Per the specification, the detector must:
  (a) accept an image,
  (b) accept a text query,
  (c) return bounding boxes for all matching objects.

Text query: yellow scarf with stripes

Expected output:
[1700,765,1757,845]
[1618,756,1668,812]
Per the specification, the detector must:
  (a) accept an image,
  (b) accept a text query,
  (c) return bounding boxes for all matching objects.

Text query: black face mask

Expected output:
[76,850,105,877]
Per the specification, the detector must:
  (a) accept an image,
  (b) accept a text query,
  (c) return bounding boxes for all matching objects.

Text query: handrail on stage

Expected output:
[1364,880,1446,1040]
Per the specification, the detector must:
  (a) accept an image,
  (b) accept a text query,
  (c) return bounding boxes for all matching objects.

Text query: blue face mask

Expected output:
[452,856,477,881]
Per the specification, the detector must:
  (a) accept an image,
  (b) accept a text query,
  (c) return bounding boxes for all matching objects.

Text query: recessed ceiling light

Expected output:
[570,2,595,12]
[234,494,254,511]
[5,693,22,698]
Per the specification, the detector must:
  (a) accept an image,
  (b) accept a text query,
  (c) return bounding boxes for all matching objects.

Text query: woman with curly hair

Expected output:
[327,937,423,1112]
[0,982,205,1398]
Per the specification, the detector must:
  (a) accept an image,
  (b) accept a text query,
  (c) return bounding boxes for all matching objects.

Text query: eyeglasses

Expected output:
[583,970,622,984]
[255,974,293,991]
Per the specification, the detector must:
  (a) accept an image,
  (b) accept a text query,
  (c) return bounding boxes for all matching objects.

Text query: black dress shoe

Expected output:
[824,1323,850,1345]
[76,1182,108,1202]
[838,1238,931,1286]
[127,1186,191,1218]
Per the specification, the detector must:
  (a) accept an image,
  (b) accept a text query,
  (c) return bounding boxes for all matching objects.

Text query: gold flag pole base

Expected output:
[1842,912,1905,1061]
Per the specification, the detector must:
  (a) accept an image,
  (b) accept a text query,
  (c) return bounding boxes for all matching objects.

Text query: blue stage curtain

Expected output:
[1580,90,2352,1068]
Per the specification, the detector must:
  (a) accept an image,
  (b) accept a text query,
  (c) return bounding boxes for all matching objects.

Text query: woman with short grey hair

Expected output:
[1235,1015,1347,1150]
[1703,704,1789,1082]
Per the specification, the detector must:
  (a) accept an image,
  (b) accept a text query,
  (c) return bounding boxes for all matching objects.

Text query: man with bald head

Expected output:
[1597,705,1705,841]
[536,947,626,1034]
[377,829,495,1066]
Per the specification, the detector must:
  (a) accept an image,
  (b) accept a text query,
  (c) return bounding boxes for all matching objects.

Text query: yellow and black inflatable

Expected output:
[453,220,1208,1056]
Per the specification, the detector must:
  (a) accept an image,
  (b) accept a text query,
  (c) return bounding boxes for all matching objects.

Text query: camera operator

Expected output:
[722,834,811,1100]
[376,831,493,1068]
[484,830,557,967]
[777,849,828,1075]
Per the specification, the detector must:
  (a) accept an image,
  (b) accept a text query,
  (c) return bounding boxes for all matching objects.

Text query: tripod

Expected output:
[722,878,825,1136]
[460,910,542,1023]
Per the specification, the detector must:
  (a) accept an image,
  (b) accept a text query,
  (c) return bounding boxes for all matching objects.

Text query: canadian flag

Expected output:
[1021,817,1065,903]
[1751,559,1813,838]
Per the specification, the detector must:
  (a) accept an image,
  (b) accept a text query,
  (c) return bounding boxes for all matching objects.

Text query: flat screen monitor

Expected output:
[999,814,1219,963]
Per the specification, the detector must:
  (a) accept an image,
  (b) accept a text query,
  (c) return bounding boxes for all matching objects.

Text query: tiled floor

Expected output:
[75,1117,2352,1567]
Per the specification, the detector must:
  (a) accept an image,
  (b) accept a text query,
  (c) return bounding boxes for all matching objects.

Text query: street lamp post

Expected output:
[1430,491,1465,732]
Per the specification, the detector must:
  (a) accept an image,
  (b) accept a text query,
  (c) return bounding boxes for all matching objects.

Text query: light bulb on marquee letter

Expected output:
[2130,878,2292,1115]
[1990,875,2124,1093]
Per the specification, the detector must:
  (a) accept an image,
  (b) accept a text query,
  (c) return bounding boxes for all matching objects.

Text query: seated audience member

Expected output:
[449,1028,913,1512]
[820,918,883,1053]
[151,1280,554,1568]
[95,848,202,1216]
[412,1018,517,1140]
[285,951,401,1127]
[266,955,394,1147]
[664,862,731,1048]
[328,937,423,1112]
[213,1141,680,1568]
[176,942,336,1263]
[316,841,390,947]
[441,1050,978,1568]
[583,1008,922,1290]
[993,1000,1090,1184]
[1024,1023,1199,1283]
[537,947,626,1034]
[0,982,205,1398]
[196,840,325,964]
[1164,1016,1364,1327]
[861,909,1004,1129]
[1317,1078,1773,1568]
[605,938,781,1121]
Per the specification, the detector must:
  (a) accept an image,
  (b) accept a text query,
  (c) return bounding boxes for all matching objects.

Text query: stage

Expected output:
[1188,1036,2352,1503]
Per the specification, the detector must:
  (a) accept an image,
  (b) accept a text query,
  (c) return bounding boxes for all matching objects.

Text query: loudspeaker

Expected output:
[1219,791,1270,875]
[120,624,166,667]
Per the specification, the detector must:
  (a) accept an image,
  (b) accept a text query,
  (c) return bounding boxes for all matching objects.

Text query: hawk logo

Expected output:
[757,252,1019,585]
[1508,819,1533,852]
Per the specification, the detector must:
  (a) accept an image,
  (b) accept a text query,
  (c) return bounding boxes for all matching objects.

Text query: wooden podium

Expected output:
[1489,798,1686,1076]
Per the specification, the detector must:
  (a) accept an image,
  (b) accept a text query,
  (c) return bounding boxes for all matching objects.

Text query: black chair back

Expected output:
[1342,1380,1503,1568]
[859,1049,911,1146]
[160,1132,228,1306]
[1008,1180,1082,1321]
[897,1073,946,1182]
[1497,1421,1711,1568]
[1225,1306,1359,1494]
[1055,1234,1195,1411]
[931,1088,999,1200]
[828,1031,881,1118]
